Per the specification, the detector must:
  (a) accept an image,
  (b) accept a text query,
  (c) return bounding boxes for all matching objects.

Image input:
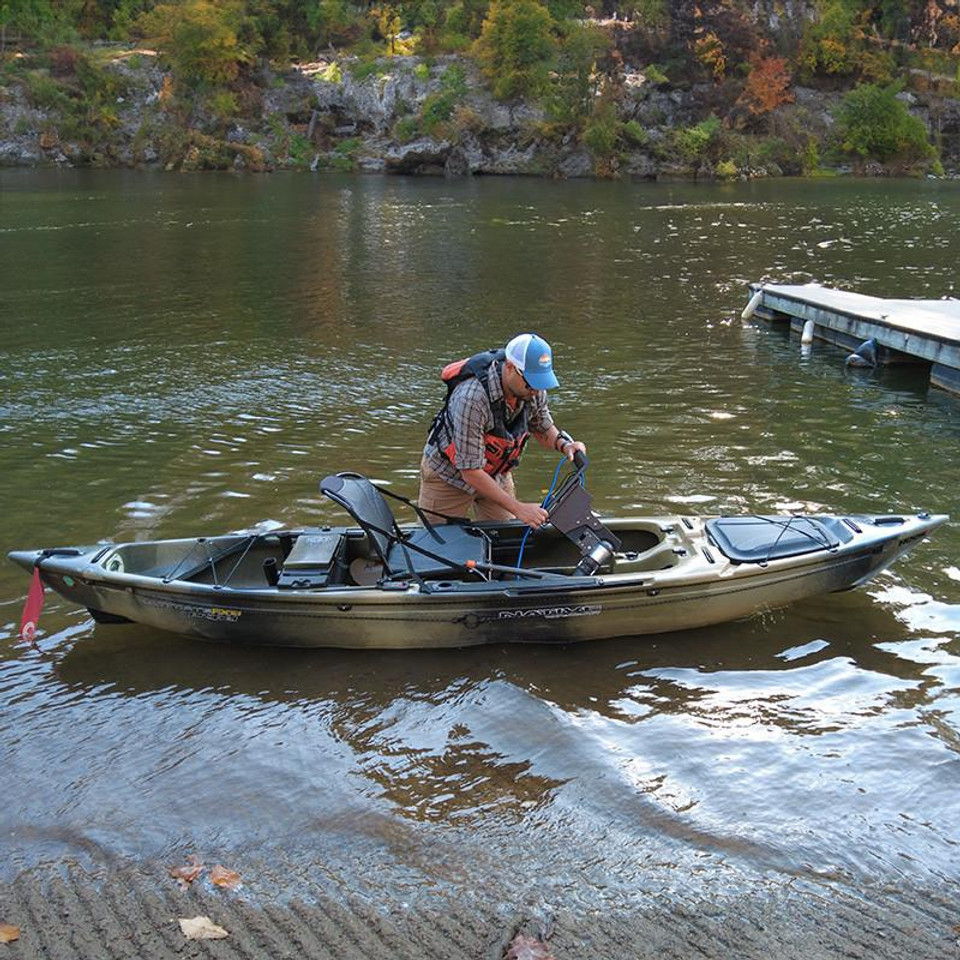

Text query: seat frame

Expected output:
[320,472,491,584]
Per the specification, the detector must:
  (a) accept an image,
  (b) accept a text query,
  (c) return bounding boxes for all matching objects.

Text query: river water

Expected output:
[1,170,959,914]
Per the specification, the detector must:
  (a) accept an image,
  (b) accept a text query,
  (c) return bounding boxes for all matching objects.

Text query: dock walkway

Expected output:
[747,283,960,394]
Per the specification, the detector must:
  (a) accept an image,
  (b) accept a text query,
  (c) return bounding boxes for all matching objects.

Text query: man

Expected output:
[419,333,586,528]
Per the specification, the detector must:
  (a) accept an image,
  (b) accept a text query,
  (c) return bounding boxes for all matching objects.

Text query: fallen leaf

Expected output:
[178,916,228,940]
[505,933,555,960]
[168,854,205,889]
[209,865,242,890]
[0,923,20,943]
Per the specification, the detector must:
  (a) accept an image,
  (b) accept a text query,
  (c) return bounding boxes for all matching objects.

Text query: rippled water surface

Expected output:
[1,170,959,904]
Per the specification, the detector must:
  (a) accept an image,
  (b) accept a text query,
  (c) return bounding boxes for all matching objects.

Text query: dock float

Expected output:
[745,283,960,394]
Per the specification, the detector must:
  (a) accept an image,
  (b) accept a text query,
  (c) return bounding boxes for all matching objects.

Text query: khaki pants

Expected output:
[418,457,516,523]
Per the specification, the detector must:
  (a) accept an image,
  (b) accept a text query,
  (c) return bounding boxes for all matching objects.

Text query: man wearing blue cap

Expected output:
[419,333,586,528]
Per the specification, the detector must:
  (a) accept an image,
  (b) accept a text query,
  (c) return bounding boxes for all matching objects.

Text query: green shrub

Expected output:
[413,62,430,80]
[421,90,454,131]
[582,101,619,156]
[800,136,821,175]
[209,89,238,119]
[440,62,467,96]
[417,63,467,134]
[349,38,382,58]
[670,114,722,163]
[319,61,343,83]
[348,57,390,81]
[834,81,936,166]
[643,64,669,86]
[288,132,316,167]
[394,115,420,141]
[716,158,738,178]
[714,132,784,175]
[622,120,647,146]
[75,54,127,102]
[437,30,472,51]
[23,70,69,110]
[474,0,556,100]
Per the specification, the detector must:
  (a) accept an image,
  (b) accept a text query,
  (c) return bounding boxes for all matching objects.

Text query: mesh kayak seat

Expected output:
[320,472,490,579]
[705,516,847,564]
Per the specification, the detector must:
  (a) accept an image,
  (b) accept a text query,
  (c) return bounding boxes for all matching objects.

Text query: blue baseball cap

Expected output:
[505,333,560,390]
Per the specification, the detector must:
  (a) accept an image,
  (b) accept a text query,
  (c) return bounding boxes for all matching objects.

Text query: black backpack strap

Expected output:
[426,348,503,449]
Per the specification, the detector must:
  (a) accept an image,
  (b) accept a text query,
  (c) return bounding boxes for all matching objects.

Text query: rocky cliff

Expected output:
[2,47,958,177]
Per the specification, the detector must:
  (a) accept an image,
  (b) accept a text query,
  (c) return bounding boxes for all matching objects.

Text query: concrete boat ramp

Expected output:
[746,282,960,394]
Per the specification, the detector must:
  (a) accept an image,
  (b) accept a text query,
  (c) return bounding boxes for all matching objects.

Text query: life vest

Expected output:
[427,349,530,477]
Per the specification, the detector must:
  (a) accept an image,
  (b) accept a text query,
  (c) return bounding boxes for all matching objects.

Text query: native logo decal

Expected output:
[539,352,551,367]
[497,604,601,621]
[142,596,242,622]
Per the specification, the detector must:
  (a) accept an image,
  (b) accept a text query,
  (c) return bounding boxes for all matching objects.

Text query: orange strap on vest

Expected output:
[428,350,530,476]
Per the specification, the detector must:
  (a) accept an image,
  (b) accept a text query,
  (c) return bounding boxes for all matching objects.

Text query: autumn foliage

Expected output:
[694,30,727,80]
[739,56,794,114]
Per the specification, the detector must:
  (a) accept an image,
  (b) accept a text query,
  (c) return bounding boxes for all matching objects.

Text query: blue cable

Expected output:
[516,457,571,577]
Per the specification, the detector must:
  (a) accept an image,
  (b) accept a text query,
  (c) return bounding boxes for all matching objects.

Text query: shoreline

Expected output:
[3,50,958,180]
[1,857,958,959]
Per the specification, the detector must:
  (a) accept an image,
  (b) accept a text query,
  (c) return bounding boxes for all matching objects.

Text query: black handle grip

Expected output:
[573,449,589,471]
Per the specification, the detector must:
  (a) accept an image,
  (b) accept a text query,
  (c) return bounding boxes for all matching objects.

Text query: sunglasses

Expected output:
[509,363,533,391]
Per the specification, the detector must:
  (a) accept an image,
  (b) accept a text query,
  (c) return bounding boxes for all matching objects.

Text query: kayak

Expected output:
[8,464,947,650]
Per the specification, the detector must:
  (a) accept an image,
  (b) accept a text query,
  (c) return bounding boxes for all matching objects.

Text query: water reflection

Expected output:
[29,587,954,879]
[46,591,942,715]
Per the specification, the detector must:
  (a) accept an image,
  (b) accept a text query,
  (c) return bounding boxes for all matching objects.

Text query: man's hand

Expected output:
[461,468,549,528]
[540,429,586,462]
[513,501,549,529]
[562,440,587,462]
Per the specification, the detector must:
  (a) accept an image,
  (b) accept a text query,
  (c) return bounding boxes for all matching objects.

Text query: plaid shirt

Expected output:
[423,360,554,491]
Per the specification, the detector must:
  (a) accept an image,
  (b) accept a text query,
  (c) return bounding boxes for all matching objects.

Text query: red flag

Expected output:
[19,568,45,645]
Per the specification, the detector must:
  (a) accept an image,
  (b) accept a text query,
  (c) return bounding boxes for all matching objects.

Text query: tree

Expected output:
[547,22,605,125]
[371,3,401,54]
[693,29,725,80]
[474,0,556,100]
[141,0,250,88]
[834,80,936,167]
[798,0,862,78]
[442,0,489,46]
[303,0,364,50]
[737,56,793,115]
[0,0,80,47]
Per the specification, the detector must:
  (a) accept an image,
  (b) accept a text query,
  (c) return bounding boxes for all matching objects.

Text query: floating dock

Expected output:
[746,283,960,394]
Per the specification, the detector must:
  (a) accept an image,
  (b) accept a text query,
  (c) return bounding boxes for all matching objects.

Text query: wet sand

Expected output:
[1,856,957,959]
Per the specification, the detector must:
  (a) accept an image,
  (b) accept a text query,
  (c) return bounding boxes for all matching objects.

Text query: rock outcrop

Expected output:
[1,49,957,178]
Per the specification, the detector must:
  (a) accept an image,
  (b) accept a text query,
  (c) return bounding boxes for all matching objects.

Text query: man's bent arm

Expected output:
[460,468,549,529]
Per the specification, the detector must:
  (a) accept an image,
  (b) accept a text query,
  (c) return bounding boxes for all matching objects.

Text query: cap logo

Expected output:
[539,352,551,367]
